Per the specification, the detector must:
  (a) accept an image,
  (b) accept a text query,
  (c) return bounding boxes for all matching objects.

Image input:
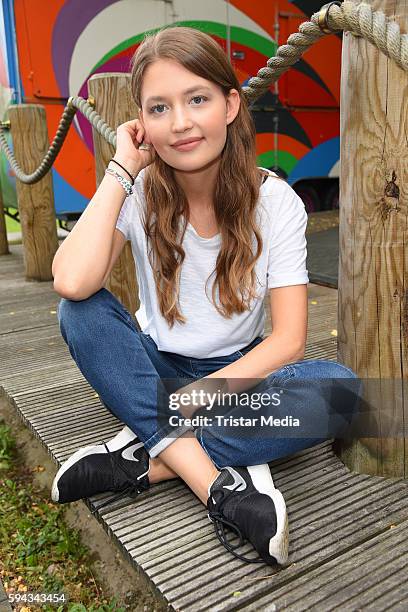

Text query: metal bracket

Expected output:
[67,95,95,109]
[317,1,343,34]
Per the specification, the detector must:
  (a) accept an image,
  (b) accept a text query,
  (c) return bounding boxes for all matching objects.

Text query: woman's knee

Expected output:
[58,287,103,318]
[57,287,127,323]
[291,359,359,380]
[57,288,129,342]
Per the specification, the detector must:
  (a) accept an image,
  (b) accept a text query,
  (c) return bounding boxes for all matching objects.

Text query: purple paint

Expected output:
[52,0,117,97]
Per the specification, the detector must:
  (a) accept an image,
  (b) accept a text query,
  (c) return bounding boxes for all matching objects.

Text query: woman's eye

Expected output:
[149,104,166,114]
[149,96,208,115]
[191,95,207,105]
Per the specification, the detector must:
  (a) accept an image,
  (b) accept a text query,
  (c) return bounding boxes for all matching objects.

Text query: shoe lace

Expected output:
[90,442,149,515]
[208,485,265,564]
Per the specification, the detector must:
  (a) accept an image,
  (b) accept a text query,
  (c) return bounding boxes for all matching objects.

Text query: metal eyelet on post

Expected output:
[317,1,343,34]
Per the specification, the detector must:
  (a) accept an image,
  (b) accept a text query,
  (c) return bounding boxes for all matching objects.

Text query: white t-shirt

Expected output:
[115,167,309,358]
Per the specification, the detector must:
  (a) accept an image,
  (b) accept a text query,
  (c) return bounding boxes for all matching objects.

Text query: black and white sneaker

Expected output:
[51,426,150,509]
[207,464,288,566]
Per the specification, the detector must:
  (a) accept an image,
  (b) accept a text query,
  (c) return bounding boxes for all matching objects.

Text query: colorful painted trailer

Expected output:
[1,0,341,228]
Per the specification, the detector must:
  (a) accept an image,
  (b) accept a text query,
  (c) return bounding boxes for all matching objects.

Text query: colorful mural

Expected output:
[2,0,341,219]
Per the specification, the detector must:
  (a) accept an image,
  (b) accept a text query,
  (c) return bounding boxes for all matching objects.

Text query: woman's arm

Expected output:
[207,284,307,393]
[53,158,140,300]
[53,118,155,300]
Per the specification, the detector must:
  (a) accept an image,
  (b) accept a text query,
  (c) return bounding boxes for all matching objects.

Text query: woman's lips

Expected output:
[172,138,204,151]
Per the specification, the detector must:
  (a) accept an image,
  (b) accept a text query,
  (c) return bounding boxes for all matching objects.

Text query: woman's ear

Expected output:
[137,110,152,144]
[226,89,240,125]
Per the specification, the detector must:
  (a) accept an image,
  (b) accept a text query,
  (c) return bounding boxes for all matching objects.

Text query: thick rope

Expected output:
[243,1,408,103]
[1,0,408,184]
[0,96,116,183]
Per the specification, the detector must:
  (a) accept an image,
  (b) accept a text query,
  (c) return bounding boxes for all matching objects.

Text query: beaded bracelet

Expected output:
[109,158,135,184]
[105,167,133,196]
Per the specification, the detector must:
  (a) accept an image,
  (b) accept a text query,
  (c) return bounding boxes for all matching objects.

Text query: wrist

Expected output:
[105,168,133,196]
[112,156,141,178]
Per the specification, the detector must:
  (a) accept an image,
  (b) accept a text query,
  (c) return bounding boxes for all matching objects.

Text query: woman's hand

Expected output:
[172,378,228,418]
[113,118,156,177]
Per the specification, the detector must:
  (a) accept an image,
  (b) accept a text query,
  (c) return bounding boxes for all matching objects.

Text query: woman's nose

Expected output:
[171,105,193,132]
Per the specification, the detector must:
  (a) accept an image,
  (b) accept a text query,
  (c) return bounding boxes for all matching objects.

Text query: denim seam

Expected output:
[124,310,133,324]
[123,311,140,331]
[338,364,358,378]
[265,364,295,386]
[292,359,358,379]
[162,359,190,380]
[142,334,191,379]
[189,359,199,378]
[145,423,194,456]
[196,426,221,470]
[177,368,192,379]
[283,364,296,378]
[157,354,188,379]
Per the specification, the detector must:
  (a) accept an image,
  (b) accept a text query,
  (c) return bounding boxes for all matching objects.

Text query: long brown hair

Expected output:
[130,26,270,328]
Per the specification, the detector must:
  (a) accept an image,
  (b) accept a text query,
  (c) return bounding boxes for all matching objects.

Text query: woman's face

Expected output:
[139,59,240,171]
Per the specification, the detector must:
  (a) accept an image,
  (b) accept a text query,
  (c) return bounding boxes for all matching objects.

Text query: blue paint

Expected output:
[52,168,89,217]
[2,0,23,102]
[288,137,340,185]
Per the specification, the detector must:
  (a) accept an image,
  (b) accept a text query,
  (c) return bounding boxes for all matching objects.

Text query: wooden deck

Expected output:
[0,580,12,612]
[1,243,408,611]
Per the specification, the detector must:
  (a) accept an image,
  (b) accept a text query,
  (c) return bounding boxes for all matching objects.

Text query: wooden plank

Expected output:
[0,320,57,344]
[364,580,408,611]
[161,497,408,611]
[175,508,408,611]
[24,394,106,413]
[0,311,59,335]
[0,174,10,255]
[0,578,12,611]
[337,0,408,477]
[4,104,58,281]
[312,556,408,611]
[242,519,408,611]
[0,361,79,383]
[14,383,98,406]
[88,73,140,317]
[1,350,70,373]
[1,368,84,394]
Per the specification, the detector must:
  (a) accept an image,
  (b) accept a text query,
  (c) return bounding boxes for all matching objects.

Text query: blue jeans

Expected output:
[57,288,361,469]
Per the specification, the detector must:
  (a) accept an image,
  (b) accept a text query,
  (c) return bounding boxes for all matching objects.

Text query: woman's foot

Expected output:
[207,464,289,566]
[51,426,150,504]
[149,456,179,483]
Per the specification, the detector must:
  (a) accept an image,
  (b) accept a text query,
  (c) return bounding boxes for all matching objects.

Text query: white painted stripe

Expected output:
[69,0,275,97]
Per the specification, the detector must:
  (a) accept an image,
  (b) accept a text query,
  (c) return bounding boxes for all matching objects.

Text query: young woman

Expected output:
[51,26,360,567]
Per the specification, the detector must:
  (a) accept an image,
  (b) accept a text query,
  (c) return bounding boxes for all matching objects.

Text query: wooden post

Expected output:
[88,73,140,319]
[7,105,58,279]
[336,0,408,477]
[0,180,10,255]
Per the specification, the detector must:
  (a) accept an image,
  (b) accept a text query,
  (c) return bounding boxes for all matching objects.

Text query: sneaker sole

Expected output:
[247,464,289,565]
[51,426,139,502]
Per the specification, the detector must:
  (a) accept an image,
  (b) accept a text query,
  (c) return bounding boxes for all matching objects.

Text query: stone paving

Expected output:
[306,209,339,235]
